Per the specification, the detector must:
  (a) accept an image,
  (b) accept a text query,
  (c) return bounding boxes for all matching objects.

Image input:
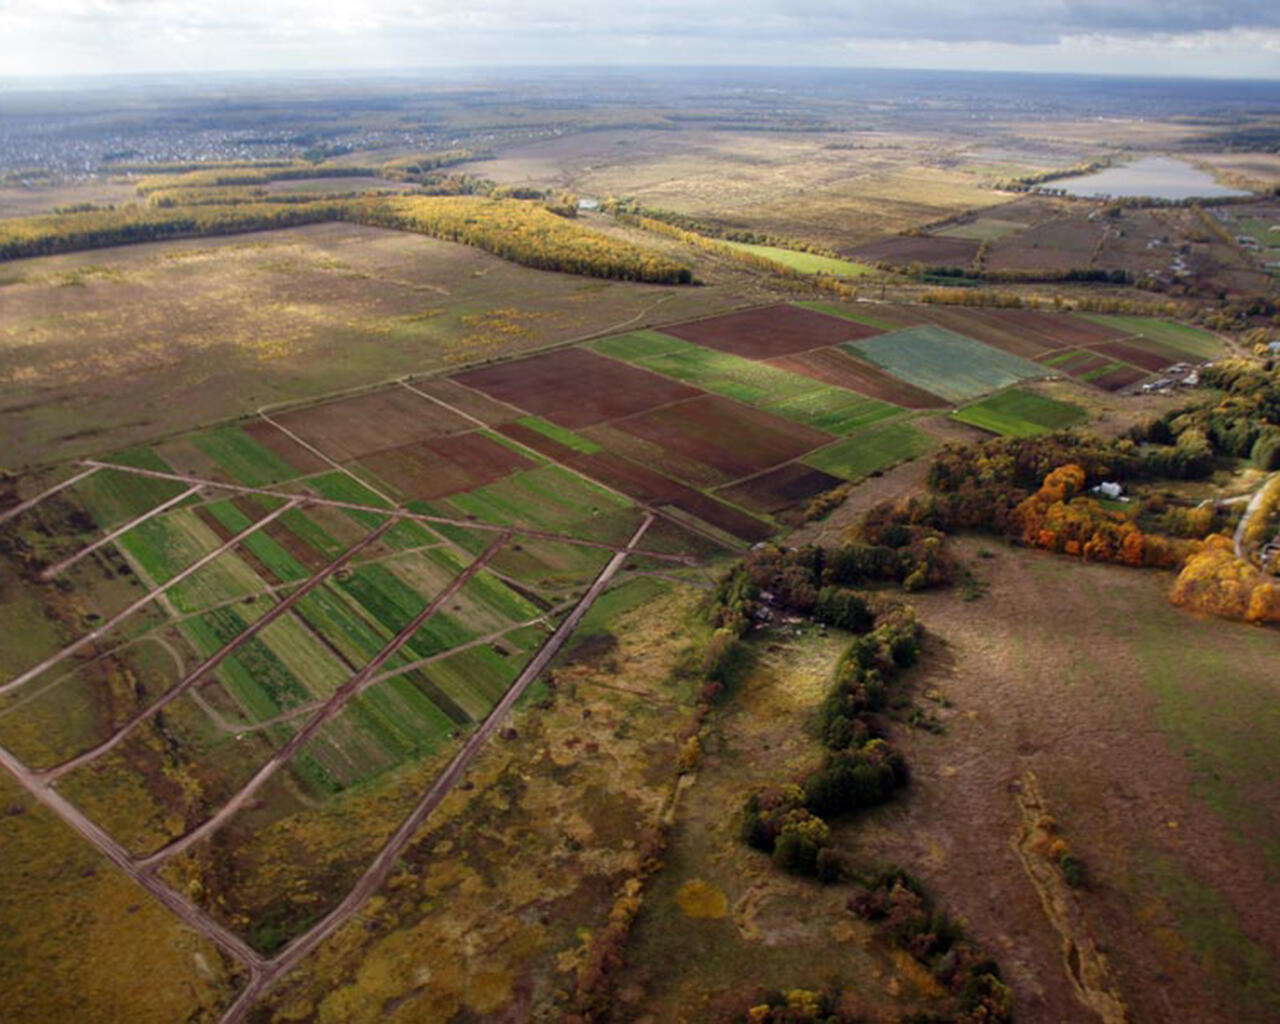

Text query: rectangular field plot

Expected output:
[937,217,1028,241]
[719,242,874,277]
[660,303,881,359]
[356,430,538,502]
[793,301,904,332]
[766,348,948,409]
[1079,315,1223,360]
[952,388,1089,437]
[848,326,1048,404]
[272,386,472,462]
[453,348,700,429]
[74,450,193,529]
[614,395,831,481]
[188,425,309,487]
[801,421,934,481]
[1085,338,1186,374]
[596,332,899,433]
[1089,365,1149,392]
[847,234,980,267]
[717,463,846,516]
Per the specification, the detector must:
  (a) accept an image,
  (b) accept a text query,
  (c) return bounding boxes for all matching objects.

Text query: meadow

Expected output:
[952,387,1089,437]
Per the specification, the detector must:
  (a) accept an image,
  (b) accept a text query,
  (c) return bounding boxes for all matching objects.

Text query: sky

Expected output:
[2,1,1279,79]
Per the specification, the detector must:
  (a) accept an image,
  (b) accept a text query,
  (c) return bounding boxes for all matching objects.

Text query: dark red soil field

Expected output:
[273,387,471,462]
[1037,350,1114,380]
[242,421,329,475]
[1086,340,1181,373]
[568,451,772,543]
[1091,365,1149,392]
[407,377,520,427]
[847,235,980,266]
[614,395,830,480]
[717,462,845,515]
[452,349,700,429]
[358,431,535,502]
[661,303,879,359]
[766,348,947,408]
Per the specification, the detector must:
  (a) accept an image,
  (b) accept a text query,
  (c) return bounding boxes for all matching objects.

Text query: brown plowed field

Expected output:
[985,219,1103,271]
[1092,365,1149,392]
[767,348,947,408]
[580,422,733,489]
[614,395,830,480]
[358,431,535,502]
[1087,340,1180,374]
[407,377,521,426]
[273,387,471,462]
[847,235,980,266]
[241,421,330,475]
[452,349,700,429]
[718,462,844,515]
[661,303,879,359]
[568,452,772,543]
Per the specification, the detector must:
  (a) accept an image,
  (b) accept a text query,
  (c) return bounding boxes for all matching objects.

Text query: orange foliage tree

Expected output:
[1169,534,1280,626]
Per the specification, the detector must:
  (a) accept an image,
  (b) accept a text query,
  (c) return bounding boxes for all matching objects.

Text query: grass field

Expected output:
[189,426,304,487]
[952,388,1089,437]
[801,420,934,480]
[1079,315,1223,360]
[849,325,1048,403]
[793,300,902,331]
[720,241,874,277]
[594,331,899,433]
[513,416,602,454]
[0,222,746,469]
[937,217,1029,241]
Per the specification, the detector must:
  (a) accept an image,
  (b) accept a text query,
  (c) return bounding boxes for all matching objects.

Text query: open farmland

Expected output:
[952,387,1089,437]
[719,241,874,276]
[1079,315,1224,360]
[0,222,752,470]
[850,325,1050,403]
[765,347,948,408]
[592,330,899,433]
[800,420,934,481]
[661,302,882,358]
[847,233,980,266]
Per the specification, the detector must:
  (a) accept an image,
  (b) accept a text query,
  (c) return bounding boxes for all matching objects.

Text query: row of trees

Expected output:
[0,193,694,283]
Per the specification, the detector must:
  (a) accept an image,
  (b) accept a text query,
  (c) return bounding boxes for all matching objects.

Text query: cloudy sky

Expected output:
[2,0,1279,79]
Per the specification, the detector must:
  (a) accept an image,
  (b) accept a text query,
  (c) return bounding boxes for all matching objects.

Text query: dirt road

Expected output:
[217,512,655,1023]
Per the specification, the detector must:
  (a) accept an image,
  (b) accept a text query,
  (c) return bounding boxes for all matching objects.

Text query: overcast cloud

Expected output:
[1,0,1278,78]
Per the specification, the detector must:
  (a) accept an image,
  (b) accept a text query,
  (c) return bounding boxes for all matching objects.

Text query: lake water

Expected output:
[1054,156,1252,200]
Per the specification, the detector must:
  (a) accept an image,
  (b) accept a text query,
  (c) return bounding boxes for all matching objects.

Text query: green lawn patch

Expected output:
[849,325,1047,403]
[952,388,1088,437]
[802,421,933,481]
[720,242,874,277]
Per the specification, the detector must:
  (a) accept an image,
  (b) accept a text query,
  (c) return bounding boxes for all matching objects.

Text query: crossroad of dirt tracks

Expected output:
[0,453,658,1020]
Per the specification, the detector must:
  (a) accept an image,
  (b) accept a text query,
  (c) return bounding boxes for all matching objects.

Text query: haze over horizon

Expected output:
[2,0,1279,81]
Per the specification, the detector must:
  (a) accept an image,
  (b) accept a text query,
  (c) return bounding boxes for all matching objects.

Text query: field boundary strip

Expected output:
[36,516,402,783]
[0,466,101,526]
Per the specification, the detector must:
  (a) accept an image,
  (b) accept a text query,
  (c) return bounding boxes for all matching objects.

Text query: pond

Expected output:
[1053,156,1252,201]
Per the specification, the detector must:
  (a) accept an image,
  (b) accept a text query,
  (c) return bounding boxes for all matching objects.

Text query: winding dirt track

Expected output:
[37,517,400,783]
[217,512,654,1023]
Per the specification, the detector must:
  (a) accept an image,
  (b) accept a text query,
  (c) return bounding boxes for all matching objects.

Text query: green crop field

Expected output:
[594,331,898,432]
[76,448,191,528]
[1079,315,1223,360]
[794,300,901,331]
[937,217,1028,241]
[189,427,301,487]
[591,329,689,361]
[952,387,1088,437]
[849,325,1047,403]
[719,241,874,277]
[801,421,933,480]
[514,415,602,454]
[203,499,309,582]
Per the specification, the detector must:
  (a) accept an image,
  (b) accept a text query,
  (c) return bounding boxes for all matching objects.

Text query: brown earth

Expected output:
[766,347,948,408]
[358,431,536,502]
[272,386,471,463]
[716,462,845,515]
[848,235,981,266]
[614,394,831,481]
[662,303,880,360]
[453,348,701,430]
[1086,340,1180,374]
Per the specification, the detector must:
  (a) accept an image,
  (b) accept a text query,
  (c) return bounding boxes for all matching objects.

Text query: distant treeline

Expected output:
[0,195,693,284]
